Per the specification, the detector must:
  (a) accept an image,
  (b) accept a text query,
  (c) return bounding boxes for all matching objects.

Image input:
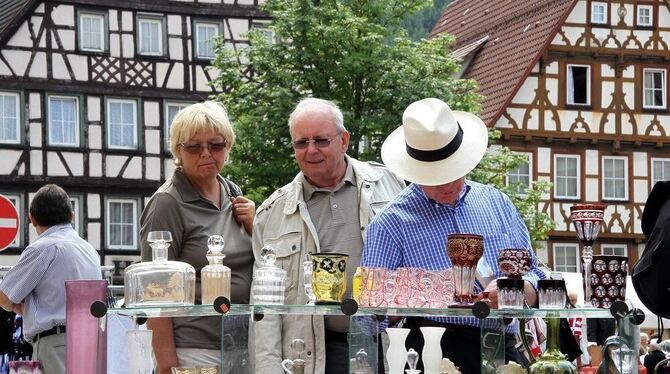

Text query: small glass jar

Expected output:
[251,246,287,305]
[201,235,231,304]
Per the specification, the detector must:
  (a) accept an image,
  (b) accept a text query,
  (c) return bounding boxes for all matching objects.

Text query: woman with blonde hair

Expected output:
[140,101,255,374]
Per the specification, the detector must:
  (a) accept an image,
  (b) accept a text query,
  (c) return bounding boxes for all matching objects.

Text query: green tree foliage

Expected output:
[210,0,554,246]
[402,0,454,41]
[210,0,481,203]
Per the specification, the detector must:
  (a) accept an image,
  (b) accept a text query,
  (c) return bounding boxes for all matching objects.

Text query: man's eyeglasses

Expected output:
[179,141,227,155]
[292,134,340,150]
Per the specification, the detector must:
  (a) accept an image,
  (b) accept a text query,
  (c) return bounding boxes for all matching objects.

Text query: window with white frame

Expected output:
[106,199,137,249]
[638,5,653,26]
[602,156,628,200]
[78,12,106,52]
[106,98,138,149]
[2,194,21,248]
[138,16,164,56]
[553,244,580,273]
[567,64,591,106]
[165,101,192,148]
[554,155,580,199]
[507,153,532,194]
[0,92,20,144]
[194,21,220,59]
[652,158,670,185]
[591,2,607,24]
[48,96,79,146]
[251,21,276,44]
[69,196,82,235]
[601,244,627,257]
[643,68,666,109]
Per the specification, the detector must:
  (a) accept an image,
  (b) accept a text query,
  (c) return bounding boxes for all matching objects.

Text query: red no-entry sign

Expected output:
[0,194,19,251]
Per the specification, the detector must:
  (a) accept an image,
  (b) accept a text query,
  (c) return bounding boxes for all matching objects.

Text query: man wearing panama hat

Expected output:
[361,98,546,373]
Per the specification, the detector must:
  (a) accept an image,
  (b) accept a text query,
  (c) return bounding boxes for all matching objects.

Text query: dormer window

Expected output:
[591,2,608,25]
[637,5,653,27]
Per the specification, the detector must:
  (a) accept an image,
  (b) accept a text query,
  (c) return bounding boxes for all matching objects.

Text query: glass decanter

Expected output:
[201,235,231,304]
[124,231,196,307]
[251,245,287,305]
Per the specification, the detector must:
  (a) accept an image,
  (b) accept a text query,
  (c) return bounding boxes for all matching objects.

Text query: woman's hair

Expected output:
[169,101,235,166]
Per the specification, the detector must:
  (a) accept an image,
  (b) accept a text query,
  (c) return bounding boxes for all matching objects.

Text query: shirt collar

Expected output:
[37,223,72,239]
[415,179,472,207]
[301,157,355,201]
[172,168,225,203]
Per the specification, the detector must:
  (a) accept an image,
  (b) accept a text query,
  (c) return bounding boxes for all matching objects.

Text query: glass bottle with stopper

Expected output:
[351,349,373,374]
[406,348,421,374]
[281,338,306,374]
[124,231,196,307]
[251,245,287,305]
[201,235,231,304]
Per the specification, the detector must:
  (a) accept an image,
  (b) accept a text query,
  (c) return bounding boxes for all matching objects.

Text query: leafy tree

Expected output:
[210,0,553,246]
[402,0,454,41]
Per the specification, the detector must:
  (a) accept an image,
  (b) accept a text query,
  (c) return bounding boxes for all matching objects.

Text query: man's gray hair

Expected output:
[288,98,345,133]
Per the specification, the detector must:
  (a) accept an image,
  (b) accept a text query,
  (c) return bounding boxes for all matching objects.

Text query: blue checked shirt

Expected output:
[361,180,545,331]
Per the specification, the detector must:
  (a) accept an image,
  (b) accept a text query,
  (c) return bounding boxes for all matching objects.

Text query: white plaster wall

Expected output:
[537,147,551,174]
[166,63,184,89]
[3,50,30,76]
[121,11,133,32]
[164,159,177,178]
[592,28,609,44]
[167,15,182,35]
[543,110,557,131]
[52,54,69,80]
[109,10,118,32]
[29,93,41,119]
[145,129,161,154]
[88,125,102,149]
[633,152,647,177]
[87,194,101,219]
[553,203,570,231]
[0,151,21,174]
[6,22,32,48]
[0,256,21,267]
[585,150,598,175]
[110,34,121,58]
[200,0,220,3]
[660,31,670,47]
[46,152,69,176]
[62,152,84,176]
[105,155,128,177]
[634,180,648,204]
[51,4,74,26]
[87,96,101,121]
[29,123,41,147]
[30,150,42,175]
[28,52,47,78]
[634,31,653,49]
[87,222,101,249]
[0,58,12,76]
[195,66,210,92]
[546,77,559,104]
[122,157,142,179]
[122,34,135,58]
[601,81,615,109]
[227,19,248,40]
[565,1,586,23]
[58,29,75,51]
[512,76,537,105]
[538,175,551,200]
[525,109,539,131]
[89,153,102,177]
[561,27,584,47]
[585,178,598,201]
[66,55,88,81]
[622,81,635,109]
[169,38,183,61]
[207,66,220,85]
[607,205,629,234]
[146,157,161,181]
[144,101,159,128]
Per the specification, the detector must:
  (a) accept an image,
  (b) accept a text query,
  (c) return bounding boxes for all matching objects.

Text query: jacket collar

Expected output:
[282,155,383,215]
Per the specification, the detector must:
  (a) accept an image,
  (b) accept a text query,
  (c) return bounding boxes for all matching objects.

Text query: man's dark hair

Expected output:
[29,184,72,227]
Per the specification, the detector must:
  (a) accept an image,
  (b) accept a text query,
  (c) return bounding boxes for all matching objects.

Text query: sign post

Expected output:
[0,195,19,251]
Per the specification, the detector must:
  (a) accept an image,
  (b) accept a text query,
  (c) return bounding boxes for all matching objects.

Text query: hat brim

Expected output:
[381,111,488,186]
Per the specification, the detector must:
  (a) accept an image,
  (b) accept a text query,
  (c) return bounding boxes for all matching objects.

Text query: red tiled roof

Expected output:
[430,0,577,126]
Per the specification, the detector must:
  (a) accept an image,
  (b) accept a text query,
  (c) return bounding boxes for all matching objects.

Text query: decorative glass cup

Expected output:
[589,255,627,308]
[538,279,567,309]
[497,248,532,309]
[310,253,348,304]
[497,278,525,309]
[446,234,484,308]
[569,204,605,304]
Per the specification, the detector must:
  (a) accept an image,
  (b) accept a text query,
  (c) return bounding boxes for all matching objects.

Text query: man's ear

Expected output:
[28,212,37,227]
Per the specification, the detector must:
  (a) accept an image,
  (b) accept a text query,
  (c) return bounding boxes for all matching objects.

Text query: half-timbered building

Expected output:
[431,0,670,272]
[0,0,268,279]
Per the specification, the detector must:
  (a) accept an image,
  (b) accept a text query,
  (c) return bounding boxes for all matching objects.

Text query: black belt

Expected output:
[325,329,348,343]
[34,325,66,341]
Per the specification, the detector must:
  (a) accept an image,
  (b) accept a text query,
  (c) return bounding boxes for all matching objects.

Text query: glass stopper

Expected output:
[260,245,277,265]
[289,338,305,359]
[407,348,419,370]
[207,235,225,254]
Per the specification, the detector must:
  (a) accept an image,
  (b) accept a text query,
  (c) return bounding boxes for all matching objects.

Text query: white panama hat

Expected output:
[381,98,488,186]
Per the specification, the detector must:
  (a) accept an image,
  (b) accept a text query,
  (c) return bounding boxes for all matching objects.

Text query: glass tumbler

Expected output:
[538,279,566,308]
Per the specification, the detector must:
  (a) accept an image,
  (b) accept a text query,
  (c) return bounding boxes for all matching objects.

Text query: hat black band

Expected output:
[405,123,463,162]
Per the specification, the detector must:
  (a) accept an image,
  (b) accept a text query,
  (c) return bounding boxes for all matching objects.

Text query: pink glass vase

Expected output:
[65,280,107,374]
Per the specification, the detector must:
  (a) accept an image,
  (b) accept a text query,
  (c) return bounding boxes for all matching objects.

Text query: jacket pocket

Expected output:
[265,232,302,292]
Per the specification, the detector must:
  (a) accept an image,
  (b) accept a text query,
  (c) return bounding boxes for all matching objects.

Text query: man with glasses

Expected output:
[251,97,406,374]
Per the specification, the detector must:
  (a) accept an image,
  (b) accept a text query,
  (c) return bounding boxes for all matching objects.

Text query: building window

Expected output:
[554,243,580,273]
[651,158,670,185]
[165,101,192,148]
[643,68,666,109]
[567,64,590,106]
[506,153,532,194]
[106,98,138,149]
[78,12,106,52]
[637,5,653,27]
[106,199,137,249]
[602,156,628,200]
[137,16,164,56]
[554,155,580,199]
[48,96,79,146]
[194,21,220,59]
[2,194,21,248]
[69,196,82,235]
[0,92,20,144]
[251,21,276,44]
[601,244,627,257]
[591,2,608,24]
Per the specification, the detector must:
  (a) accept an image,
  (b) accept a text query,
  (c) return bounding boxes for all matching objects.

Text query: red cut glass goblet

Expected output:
[446,233,484,308]
[569,204,605,305]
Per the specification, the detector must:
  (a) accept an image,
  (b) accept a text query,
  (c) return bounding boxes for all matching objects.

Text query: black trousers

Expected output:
[402,317,521,374]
